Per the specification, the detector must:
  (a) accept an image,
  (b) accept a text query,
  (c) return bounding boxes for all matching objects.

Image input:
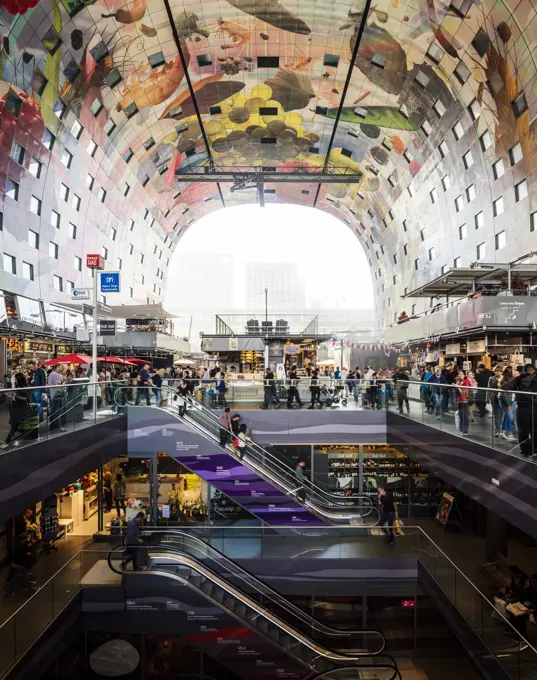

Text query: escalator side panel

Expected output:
[124,570,311,680]
[128,407,325,526]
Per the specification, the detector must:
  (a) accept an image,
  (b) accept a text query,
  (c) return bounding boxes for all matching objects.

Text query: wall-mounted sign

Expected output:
[467,339,486,354]
[229,337,238,350]
[445,343,461,356]
[70,288,91,301]
[436,492,455,526]
[99,320,116,336]
[86,254,104,269]
[284,343,299,354]
[99,272,120,294]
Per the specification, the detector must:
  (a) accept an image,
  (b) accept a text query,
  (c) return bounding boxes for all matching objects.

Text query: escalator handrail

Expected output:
[176,402,378,524]
[183,396,370,509]
[139,528,386,653]
[309,663,401,680]
[109,544,386,665]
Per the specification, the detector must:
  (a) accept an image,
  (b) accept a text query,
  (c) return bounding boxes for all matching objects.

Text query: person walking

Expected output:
[294,460,307,502]
[176,379,189,416]
[308,370,322,409]
[135,364,152,406]
[122,512,145,570]
[151,368,163,407]
[4,534,37,597]
[218,407,232,447]
[394,367,410,414]
[475,363,494,419]
[230,413,241,438]
[455,369,471,436]
[261,368,279,409]
[235,423,250,460]
[502,363,537,457]
[4,373,30,445]
[114,473,127,518]
[488,367,504,437]
[216,372,227,407]
[379,490,396,545]
[103,470,113,513]
[421,366,434,413]
[287,367,302,409]
[426,366,447,419]
[499,367,517,442]
[48,365,66,431]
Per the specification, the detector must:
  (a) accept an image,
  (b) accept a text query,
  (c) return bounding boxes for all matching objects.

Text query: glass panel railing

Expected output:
[0,550,108,677]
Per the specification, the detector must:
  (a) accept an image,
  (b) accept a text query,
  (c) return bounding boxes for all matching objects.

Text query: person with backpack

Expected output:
[234,423,250,460]
[218,407,232,447]
[28,360,46,420]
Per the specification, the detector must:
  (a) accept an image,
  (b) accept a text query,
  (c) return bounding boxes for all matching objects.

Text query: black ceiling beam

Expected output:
[162,0,225,207]
[174,171,364,183]
[323,0,373,168]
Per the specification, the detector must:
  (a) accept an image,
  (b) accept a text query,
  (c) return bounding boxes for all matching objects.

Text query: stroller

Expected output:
[331,383,348,407]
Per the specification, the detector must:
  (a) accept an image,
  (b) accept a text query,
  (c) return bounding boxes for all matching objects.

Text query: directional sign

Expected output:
[99,272,120,293]
[70,288,91,301]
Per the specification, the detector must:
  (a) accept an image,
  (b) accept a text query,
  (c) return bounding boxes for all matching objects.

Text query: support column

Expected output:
[485,509,508,561]
[97,466,103,532]
[149,456,159,525]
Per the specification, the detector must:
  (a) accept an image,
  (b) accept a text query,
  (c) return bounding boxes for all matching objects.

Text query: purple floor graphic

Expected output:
[127,407,326,526]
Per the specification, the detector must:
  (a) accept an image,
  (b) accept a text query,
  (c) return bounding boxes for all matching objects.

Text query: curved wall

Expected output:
[0,0,534,323]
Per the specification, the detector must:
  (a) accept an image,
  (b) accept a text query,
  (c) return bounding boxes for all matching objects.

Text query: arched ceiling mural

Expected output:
[0,0,536,327]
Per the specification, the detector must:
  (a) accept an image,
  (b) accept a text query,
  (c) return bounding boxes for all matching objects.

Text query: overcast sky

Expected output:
[164,204,374,315]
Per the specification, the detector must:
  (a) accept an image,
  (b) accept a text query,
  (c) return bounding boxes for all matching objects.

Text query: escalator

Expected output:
[109,537,400,680]
[167,398,380,527]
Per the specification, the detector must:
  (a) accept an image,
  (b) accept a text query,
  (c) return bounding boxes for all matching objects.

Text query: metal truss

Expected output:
[174,170,364,184]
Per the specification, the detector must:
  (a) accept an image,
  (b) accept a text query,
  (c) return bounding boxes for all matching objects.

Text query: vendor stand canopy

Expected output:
[96,356,137,365]
[175,359,195,366]
[42,353,92,366]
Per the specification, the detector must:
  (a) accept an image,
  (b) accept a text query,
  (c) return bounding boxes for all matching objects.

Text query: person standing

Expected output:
[379,490,396,545]
[503,364,537,457]
[426,366,447,419]
[261,368,279,409]
[287,367,302,408]
[294,460,307,502]
[218,407,232,447]
[4,373,30,445]
[455,369,471,436]
[394,367,410,414]
[4,534,37,596]
[114,473,127,517]
[28,360,46,420]
[499,367,517,442]
[475,363,494,419]
[122,512,145,570]
[176,379,189,416]
[308,370,321,409]
[48,365,66,432]
[216,372,227,407]
[103,470,113,513]
[151,368,163,407]
[135,364,152,406]
[488,367,504,437]
[235,423,250,460]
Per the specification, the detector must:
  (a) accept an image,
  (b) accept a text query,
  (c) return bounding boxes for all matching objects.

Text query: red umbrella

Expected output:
[42,353,92,366]
[96,356,125,364]
[125,358,153,365]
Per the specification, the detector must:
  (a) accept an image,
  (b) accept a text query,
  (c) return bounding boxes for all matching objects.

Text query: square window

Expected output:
[433,98,446,117]
[430,188,438,204]
[454,256,461,268]
[98,187,106,203]
[371,53,387,68]
[117,257,122,270]
[60,183,69,201]
[104,119,116,136]
[68,280,74,291]
[532,212,537,233]
[31,68,48,95]
[487,71,504,96]
[428,247,435,261]
[323,54,339,67]
[438,140,449,158]
[72,194,81,211]
[493,196,504,216]
[86,174,95,190]
[420,228,425,241]
[495,230,506,250]
[475,211,484,229]
[148,51,165,68]
[414,258,420,270]
[415,69,430,88]
[111,227,117,241]
[477,242,486,260]
[129,219,135,231]
[124,102,138,119]
[87,139,98,157]
[11,141,25,164]
[29,157,42,178]
[30,195,41,216]
[122,149,134,165]
[90,41,108,63]
[42,24,62,55]
[403,149,412,163]
[61,149,73,168]
[420,118,432,136]
[42,128,55,150]
[492,158,505,180]
[53,100,66,119]
[123,183,130,197]
[143,137,155,151]
[49,241,58,259]
[466,183,476,202]
[144,209,150,221]
[142,176,149,187]
[197,54,213,67]
[129,287,133,298]
[468,98,480,121]
[257,56,279,68]
[452,120,464,141]
[427,42,445,64]
[441,264,449,275]
[315,105,328,116]
[90,98,104,117]
[101,246,108,260]
[129,243,134,255]
[63,59,80,84]
[512,91,528,119]
[104,67,122,88]
[455,195,464,212]
[515,179,528,201]
[403,220,408,232]
[454,60,471,84]
[28,230,39,249]
[509,142,523,166]
[75,256,82,271]
[140,253,144,264]
[22,261,34,281]
[450,0,473,18]
[71,120,83,139]
[5,89,22,117]
[53,275,63,291]
[442,174,451,191]
[404,244,408,255]
[3,253,15,274]
[7,177,20,200]
[480,131,492,151]
[69,222,77,239]
[463,150,473,169]
[472,28,491,58]
[459,223,467,240]
[51,210,60,229]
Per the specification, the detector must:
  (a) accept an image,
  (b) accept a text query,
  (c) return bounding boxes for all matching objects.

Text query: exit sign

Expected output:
[86,254,104,269]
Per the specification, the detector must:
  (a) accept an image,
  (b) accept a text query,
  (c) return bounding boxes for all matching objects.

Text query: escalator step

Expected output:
[268,627,280,642]
[201,581,213,597]
[235,604,247,619]
[299,647,313,663]
[257,618,269,633]
[279,634,293,648]
[223,596,235,611]
[213,589,225,603]
[189,574,202,588]
[245,610,259,624]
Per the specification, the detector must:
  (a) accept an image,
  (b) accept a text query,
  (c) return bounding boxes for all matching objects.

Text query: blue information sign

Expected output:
[100,271,120,293]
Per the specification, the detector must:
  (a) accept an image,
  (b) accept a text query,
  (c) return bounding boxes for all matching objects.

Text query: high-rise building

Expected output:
[245,263,305,312]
